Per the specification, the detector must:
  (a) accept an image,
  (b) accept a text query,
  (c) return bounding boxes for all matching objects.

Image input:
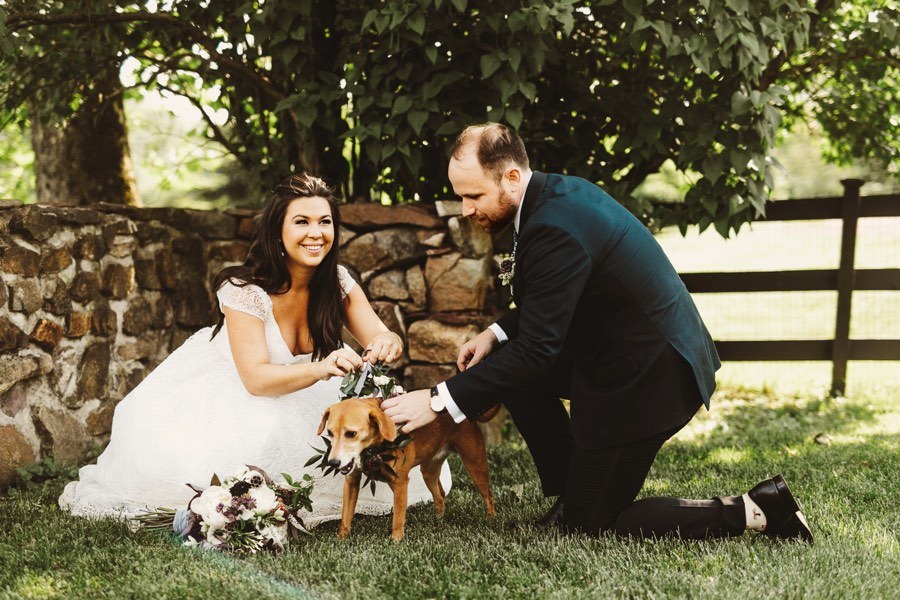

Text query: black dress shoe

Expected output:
[747,474,813,543]
[534,496,565,528]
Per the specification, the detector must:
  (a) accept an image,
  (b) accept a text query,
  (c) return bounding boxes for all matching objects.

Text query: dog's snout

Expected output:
[327,458,342,468]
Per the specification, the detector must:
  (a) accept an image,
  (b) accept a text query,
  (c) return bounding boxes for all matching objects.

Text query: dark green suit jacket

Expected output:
[445,172,721,448]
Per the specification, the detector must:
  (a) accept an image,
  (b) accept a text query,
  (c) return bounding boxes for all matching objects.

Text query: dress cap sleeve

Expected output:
[337,265,356,299]
[216,279,269,321]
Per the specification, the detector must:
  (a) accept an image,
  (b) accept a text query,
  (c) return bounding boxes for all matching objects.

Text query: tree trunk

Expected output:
[30,74,139,206]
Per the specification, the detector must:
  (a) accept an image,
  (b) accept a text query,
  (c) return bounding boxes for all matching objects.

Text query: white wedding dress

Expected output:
[59,265,451,527]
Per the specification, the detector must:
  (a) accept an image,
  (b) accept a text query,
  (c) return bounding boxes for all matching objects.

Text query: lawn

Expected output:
[2,383,898,599]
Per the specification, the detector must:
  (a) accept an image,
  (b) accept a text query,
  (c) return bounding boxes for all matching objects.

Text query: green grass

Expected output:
[2,384,898,599]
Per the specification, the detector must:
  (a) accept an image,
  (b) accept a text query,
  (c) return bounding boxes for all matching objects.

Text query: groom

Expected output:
[383,123,812,541]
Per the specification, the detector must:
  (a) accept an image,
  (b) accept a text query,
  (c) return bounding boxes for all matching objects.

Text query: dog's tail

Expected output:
[475,403,502,422]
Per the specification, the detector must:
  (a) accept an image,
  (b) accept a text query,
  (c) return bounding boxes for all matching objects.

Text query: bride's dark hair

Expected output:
[210,173,344,360]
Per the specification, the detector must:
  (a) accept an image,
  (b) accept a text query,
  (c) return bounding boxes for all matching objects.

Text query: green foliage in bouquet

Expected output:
[280,472,314,516]
[339,360,398,400]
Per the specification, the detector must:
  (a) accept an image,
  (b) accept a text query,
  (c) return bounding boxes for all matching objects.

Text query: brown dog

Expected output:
[317,397,498,541]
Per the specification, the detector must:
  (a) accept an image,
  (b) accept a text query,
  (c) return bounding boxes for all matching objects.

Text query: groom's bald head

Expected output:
[450,123,529,183]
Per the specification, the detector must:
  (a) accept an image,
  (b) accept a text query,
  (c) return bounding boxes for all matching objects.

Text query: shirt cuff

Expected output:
[488,323,508,344]
[437,382,466,423]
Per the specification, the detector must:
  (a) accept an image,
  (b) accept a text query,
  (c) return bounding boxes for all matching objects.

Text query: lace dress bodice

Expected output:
[214,264,357,364]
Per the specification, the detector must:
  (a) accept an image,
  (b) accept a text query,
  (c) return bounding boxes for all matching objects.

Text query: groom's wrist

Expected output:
[436,382,466,423]
[487,323,508,344]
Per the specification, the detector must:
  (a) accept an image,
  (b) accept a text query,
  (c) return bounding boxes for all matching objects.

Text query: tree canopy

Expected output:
[1,0,897,235]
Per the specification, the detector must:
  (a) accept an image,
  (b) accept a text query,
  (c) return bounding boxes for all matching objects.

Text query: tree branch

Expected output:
[623,156,667,196]
[786,45,900,81]
[6,10,288,104]
[154,80,251,169]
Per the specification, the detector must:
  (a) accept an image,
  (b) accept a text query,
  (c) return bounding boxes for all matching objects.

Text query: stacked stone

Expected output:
[0,199,503,485]
[0,200,251,486]
[338,201,499,390]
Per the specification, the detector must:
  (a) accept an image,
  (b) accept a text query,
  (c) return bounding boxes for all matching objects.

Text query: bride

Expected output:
[60,173,450,527]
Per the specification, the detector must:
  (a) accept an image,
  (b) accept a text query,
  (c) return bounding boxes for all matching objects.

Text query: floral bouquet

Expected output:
[308,361,412,495]
[135,466,314,554]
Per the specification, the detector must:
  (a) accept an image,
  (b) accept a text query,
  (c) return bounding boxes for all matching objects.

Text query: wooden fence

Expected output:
[676,179,900,396]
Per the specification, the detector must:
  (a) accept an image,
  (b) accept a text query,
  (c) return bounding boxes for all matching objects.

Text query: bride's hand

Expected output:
[320,348,363,380]
[365,331,404,364]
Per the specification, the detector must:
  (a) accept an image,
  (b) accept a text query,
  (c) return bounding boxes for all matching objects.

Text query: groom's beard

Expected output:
[473,189,518,233]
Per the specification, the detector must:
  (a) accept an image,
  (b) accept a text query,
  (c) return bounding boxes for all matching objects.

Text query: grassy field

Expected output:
[2,217,897,599]
[1,386,898,599]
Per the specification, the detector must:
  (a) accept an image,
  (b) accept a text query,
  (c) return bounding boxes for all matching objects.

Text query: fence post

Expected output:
[831,178,864,396]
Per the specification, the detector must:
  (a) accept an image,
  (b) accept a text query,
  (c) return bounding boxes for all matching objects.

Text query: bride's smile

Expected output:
[281,196,335,268]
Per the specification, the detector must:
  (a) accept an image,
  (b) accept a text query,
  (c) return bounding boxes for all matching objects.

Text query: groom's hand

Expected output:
[381,389,435,434]
[457,328,500,371]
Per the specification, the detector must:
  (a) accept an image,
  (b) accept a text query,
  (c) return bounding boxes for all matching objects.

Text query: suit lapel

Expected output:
[512,171,548,302]
[519,171,548,233]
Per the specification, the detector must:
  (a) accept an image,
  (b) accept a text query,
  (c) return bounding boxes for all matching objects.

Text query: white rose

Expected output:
[193,486,231,522]
[393,385,404,394]
[259,523,288,548]
[248,484,278,514]
[200,517,228,544]
[373,375,391,386]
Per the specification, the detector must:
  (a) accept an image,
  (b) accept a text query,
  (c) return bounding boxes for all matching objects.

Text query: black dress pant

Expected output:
[501,352,574,497]
[501,348,746,539]
[561,422,746,538]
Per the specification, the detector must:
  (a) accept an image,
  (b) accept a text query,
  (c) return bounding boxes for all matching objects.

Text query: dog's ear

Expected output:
[317,407,331,436]
[369,407,398,442]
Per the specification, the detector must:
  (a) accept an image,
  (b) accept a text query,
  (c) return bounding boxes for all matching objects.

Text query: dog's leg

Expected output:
[453,426,496,517]
[389,475,410,541]
[420,458,447,517]
[339,472,362,538]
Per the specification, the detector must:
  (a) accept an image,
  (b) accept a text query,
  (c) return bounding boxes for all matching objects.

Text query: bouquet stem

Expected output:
[132,508,178,530]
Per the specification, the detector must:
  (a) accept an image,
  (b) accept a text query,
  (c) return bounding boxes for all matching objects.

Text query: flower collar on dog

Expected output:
[307,361,411,494]
[339,360,404,400]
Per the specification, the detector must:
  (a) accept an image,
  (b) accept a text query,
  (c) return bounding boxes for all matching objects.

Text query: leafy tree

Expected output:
[0,111,35,200]
[1,0,896,234]
[1,1,140,205]
[777,1,898,171]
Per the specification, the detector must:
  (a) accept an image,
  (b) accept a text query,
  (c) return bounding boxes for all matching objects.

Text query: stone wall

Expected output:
[0,199,507,486]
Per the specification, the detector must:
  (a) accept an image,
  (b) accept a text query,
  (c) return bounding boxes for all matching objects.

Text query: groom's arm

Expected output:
[437,311,517,422]
[444,223,592,420]
[382,224,592,432]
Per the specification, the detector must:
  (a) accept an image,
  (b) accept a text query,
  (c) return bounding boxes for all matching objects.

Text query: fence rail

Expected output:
[673,179,900,395]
